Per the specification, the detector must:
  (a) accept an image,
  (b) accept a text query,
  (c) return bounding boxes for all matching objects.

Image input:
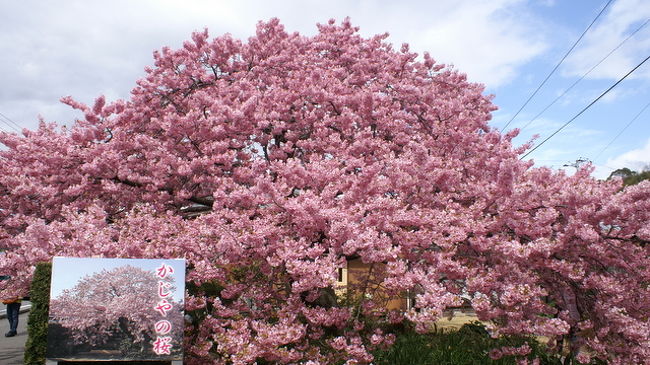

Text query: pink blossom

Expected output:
[0,17,649,364]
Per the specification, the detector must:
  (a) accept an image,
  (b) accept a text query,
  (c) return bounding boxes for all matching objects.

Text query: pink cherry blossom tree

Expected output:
[48,264,183,357]
[1,18,649,364]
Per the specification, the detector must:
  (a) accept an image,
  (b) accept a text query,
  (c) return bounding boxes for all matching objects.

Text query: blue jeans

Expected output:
[6,302,20,332]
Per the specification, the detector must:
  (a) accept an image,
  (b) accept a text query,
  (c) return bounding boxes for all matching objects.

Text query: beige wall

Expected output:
[336,258,407,311]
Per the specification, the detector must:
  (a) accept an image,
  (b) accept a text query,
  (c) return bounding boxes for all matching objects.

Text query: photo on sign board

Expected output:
[46,257,185,361]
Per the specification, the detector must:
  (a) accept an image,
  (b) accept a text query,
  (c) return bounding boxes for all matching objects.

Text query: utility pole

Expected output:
[563,157,590,170]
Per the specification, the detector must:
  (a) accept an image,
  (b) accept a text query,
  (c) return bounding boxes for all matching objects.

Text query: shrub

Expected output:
[372,322,580,365]
[24,261,51,365]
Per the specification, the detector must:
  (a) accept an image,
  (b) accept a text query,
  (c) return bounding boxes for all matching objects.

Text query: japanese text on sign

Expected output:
[152,263,175,355]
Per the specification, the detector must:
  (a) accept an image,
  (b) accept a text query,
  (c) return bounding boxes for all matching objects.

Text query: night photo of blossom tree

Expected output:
[0,18,649,364]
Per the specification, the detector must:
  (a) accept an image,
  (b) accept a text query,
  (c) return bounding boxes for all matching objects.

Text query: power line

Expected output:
[0,120,20,133]
[593,99,650,161]
[590,163,618,171]
[501,0,614,132]
[0,111,22,130]
[520,18,650,132]
[521,54,650,160]
[0,116,20,133]
[0,111,22,133]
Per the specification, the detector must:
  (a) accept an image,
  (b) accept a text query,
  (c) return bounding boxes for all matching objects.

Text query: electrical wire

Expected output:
[0,111,22,133]
[0,116,20,133]
[501,0,614,132]
[521,54,650,160]
[593,99,650,161]
[520,18,650,132]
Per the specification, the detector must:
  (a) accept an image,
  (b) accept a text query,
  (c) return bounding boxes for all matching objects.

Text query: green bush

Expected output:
[24,261,52,365]
[373,321,565,365]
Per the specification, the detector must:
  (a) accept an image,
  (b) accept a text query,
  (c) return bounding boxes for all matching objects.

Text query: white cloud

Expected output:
[563,0,650,80]
[406,0,548,87]
[600,138,650,178]
[0,0,549,130]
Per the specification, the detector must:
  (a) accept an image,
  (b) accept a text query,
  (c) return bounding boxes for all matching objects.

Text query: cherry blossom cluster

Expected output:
[1,18,649,364]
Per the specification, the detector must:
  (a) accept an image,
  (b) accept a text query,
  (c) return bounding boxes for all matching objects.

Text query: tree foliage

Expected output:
[1,19,649,364]
[608,167,650,186]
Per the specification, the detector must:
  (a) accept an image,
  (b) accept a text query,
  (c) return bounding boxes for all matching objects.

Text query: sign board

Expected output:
[46,257,185,362]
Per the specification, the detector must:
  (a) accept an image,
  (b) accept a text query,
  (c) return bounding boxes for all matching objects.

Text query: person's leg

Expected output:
[10,301,20,332]
[5,305,14,336]
[5,302,20,336]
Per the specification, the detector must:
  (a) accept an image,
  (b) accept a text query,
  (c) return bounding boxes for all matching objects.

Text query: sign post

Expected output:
[46,257,185,364]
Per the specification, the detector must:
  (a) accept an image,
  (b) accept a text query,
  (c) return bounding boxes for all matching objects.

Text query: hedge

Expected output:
[24,261,51,364]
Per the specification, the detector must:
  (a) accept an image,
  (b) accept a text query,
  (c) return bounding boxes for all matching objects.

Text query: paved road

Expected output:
[0,306,29,365]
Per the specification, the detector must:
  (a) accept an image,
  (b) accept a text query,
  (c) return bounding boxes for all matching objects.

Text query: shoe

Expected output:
[4,331,16,337]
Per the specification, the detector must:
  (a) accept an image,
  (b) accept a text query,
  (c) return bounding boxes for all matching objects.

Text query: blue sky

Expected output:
[0,0,648,179]
[50,257,186,303]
